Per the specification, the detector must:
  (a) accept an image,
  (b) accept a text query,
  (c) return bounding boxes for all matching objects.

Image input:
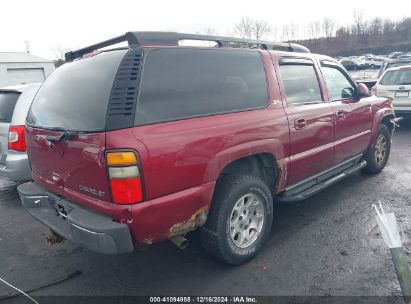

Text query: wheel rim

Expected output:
[375,134,387,165]
[229,193,265,249]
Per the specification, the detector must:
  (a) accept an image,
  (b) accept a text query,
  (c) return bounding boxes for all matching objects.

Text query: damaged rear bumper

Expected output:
[17,182,134,255]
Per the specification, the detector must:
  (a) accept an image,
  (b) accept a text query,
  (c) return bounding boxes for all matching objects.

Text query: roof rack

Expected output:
[65,31,310,62]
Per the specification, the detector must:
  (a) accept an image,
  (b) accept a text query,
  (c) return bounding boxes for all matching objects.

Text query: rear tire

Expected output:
[200,175,273,265]
[363,124,391,174]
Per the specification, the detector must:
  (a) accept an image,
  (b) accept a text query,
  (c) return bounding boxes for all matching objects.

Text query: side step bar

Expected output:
[277,160,367,203]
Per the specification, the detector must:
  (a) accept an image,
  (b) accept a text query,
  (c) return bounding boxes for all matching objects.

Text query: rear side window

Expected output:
[27,50,127,132]
[279,64,322,105]
[136,49,268,125]
[380,69,411,86]
[0,92,20,123]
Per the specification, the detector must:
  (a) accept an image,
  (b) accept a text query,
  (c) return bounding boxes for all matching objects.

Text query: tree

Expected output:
[253,20,271,40]
[24,41,31,54]
[322,17,335,38]
[234,16,254,39]
[201,27,219,36]
[234,16,272,40]
[353,9,367,36]
[308,21,321,39]
[336,26,349,37]
[282,23,299,41]
[369,17,383,35]
[51,44,71,67]
[270,27,279,41]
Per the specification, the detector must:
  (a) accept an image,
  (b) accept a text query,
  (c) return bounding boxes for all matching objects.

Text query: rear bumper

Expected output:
[393,101,411,116]
[0,151,31,182]
[17,182,134,255]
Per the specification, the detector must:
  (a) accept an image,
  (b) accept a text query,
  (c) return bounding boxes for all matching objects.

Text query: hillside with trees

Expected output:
[230,11,411,57]
[297,14,411,56]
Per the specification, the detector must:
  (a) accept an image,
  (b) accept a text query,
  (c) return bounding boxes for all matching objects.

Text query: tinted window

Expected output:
[0,92,20,123]
[380,69,411,86]
[279,64,322,105]
[136,49,268,124]
[321,66,355,101]
[27,50,127,132]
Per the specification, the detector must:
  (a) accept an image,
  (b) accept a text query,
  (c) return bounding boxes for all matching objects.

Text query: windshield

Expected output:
[380,69,411,86]
[0,92,20,123]
[26,50,127,132]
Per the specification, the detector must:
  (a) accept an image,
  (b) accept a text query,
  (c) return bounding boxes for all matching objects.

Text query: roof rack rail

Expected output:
[65,31,310,62]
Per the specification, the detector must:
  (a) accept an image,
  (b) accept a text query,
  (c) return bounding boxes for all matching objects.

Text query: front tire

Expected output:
[363,124,391,174]
[200,175,273,265]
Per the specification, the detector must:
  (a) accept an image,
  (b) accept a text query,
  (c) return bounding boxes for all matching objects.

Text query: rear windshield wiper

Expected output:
[40,127,82,144]
[399,82,411,85]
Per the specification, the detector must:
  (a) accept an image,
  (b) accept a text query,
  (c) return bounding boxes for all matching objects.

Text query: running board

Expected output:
[277,160,367,203]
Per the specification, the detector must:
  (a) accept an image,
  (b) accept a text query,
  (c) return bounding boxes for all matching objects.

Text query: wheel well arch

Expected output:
[218,153,278,192]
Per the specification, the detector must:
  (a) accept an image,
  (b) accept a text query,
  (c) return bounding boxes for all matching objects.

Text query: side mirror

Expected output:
[356,83,371,98]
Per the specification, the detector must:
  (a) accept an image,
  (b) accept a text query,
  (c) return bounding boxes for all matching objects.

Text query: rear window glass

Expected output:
[0,92,20,123]
[380,69,411,85]
[27,50,127,132]
[135,49,268,125]
[279,64,322,105]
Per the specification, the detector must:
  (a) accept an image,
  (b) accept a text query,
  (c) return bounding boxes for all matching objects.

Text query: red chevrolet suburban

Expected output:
[18,32,395,265]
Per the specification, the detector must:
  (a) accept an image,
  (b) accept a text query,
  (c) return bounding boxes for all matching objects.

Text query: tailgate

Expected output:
[26,126,111,203]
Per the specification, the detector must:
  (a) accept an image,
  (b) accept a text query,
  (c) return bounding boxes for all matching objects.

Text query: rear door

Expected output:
[0,91,20,165]
[276,57,335,184]
[320,62,373,164]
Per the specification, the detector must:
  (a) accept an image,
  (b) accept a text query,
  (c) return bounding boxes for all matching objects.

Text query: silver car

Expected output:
[372,65,411,117]
[0,84,40,182]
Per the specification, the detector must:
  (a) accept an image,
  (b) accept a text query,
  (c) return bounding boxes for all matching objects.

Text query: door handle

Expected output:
[294,118,307,130]
[336,110,345,119]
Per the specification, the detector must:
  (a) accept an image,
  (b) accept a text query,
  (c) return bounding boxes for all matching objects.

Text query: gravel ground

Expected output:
[0,119,410,302]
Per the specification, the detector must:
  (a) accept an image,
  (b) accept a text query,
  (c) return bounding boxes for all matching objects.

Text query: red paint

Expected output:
[25,48,394,247]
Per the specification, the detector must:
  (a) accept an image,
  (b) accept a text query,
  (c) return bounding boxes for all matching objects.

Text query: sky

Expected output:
[0,0,409,60]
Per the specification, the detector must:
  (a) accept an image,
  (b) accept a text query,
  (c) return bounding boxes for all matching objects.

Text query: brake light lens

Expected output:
[8,125,26,151]
[110,178,143,203]
[106,151,143,204]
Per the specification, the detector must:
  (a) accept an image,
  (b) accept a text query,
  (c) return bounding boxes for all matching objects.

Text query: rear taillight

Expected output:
[106,151,143,204]
[8,125,26,152]
[371,85,377,95]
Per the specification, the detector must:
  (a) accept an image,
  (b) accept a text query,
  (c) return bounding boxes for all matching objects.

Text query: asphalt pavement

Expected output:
[0,119,410,302]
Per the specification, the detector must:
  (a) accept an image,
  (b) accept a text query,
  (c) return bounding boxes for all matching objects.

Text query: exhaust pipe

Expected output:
[170,235,189,249]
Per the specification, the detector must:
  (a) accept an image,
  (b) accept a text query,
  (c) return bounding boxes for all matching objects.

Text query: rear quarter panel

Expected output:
[106,107,290,201]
